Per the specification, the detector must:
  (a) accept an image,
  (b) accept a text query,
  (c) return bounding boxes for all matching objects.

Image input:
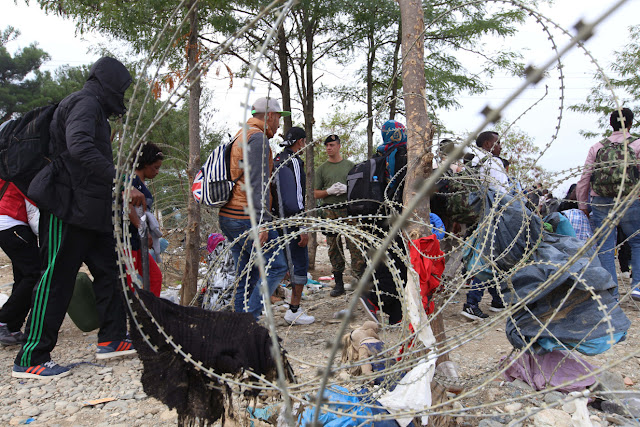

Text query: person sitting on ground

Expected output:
[127,142,164,297]
[273,126,315,325]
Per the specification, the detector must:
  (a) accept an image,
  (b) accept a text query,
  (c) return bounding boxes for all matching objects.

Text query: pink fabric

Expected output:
[207,233,226,253]
[576,130,640,210]
[503,350,597,392]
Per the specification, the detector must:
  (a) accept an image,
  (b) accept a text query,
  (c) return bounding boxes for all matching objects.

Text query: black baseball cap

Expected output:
[324,134,340,145]
[281,126,306,147]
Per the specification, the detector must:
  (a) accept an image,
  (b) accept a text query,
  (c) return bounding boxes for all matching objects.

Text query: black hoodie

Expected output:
[28,57,132,232]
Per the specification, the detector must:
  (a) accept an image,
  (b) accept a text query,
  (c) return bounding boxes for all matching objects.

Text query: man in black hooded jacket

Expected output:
[13,57,139,379]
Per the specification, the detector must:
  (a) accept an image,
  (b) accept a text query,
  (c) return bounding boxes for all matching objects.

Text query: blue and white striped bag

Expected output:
[192,136,242,207]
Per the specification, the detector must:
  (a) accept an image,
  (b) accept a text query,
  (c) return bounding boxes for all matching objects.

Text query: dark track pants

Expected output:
[0,225,40,332]
[617,227,631,273]
[367,220,407,324]
[15,214,127,367]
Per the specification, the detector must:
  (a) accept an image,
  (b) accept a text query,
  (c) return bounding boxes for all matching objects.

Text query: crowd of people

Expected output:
[0,56,638,381]
[222,100,640,329]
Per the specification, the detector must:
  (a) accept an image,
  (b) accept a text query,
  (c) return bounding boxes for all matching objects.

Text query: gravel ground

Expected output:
[1,239,639,426]
[0,312,178,426]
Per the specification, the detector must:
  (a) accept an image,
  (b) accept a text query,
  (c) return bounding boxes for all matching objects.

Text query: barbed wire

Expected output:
[110,0,640,425]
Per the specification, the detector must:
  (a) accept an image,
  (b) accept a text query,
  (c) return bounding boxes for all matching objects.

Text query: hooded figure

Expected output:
[28,57,132,232]
[88,57,132,117]
[13,57,135,378]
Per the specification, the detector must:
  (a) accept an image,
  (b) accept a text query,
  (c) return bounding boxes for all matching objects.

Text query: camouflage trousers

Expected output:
[321,208,366,278]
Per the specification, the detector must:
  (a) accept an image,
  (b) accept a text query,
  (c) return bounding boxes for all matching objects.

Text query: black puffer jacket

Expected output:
[28,57,132,232]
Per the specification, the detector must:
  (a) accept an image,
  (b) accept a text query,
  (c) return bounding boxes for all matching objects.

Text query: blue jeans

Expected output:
[286,227,309,285]
[466,278,502,308]
[219,217,287,319]
[591,196,640,296]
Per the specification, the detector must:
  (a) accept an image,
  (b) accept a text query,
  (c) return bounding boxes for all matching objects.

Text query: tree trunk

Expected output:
[181,1,202,306]
[303,15,317,270]
[277,24,293,133]
[389,24,402,121]
[398,0,448,364]
[366,29,375,158]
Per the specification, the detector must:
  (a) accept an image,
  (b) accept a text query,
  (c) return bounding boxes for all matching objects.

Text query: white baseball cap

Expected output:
[251,97,291,117]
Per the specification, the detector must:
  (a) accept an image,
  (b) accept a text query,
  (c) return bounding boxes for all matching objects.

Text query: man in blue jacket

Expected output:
[13,57,140,379]
[274,127,315,325]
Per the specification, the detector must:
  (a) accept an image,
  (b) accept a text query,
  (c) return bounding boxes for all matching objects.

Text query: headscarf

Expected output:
[378,120,407,183]
[380,120,407,147]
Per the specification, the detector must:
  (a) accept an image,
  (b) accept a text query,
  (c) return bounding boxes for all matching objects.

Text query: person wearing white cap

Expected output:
[218,97,291,319]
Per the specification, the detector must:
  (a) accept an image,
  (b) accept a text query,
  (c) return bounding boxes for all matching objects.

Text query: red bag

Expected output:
[409,235,445,315]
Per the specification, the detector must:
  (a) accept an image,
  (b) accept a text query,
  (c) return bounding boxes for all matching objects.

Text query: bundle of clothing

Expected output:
[128,288,294,426]
[199,233,236,311]
[465,190,629,355]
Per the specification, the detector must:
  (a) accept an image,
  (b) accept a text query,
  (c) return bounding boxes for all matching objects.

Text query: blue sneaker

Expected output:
[12,360,70,379]
[96,339,136,360]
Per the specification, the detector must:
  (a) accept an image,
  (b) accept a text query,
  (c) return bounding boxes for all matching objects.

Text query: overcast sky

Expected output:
[3,0,639,195]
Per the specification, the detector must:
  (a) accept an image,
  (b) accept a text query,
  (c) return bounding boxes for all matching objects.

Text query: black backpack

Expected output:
[0,104,58,194]
[346,156,387,216]
[346,145,407,216]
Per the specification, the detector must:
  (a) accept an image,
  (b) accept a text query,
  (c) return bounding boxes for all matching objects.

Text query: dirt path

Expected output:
[1,236,638,426]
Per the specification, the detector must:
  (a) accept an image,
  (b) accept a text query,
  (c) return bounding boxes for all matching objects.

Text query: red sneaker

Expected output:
[96,339,136,360]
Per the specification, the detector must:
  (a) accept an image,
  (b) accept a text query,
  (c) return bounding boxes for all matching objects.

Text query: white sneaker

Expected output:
[284,309,315,325]
[631,289,640,302]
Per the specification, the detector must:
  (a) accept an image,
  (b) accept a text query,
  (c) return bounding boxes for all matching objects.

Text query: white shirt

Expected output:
[0,215,27,232]
[469,146,509,193]
[0,199,39,236]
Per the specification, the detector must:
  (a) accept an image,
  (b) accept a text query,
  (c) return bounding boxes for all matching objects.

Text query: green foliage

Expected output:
[36,0,240,66]
[313,109,367,168]
[326,0,528,131]
[0,27,52,121]
[571,25,640,138]
[41,65,91,100]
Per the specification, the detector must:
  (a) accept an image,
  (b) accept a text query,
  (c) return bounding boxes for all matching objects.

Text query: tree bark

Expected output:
[181,1,201,306]
[366,28,375,158]
[398,0,448,364]
[277,24,293,133]
[301,11,318,269]
[389,24,402,121]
